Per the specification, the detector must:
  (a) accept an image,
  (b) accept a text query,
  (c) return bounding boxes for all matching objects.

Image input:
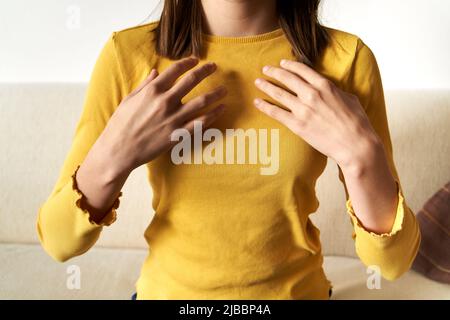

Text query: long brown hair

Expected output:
[155,0,328,66]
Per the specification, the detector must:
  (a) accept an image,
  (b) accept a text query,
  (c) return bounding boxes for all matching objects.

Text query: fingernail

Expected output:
[218,86,227,94]
[188,57,199,63]
[254,98,262,105]
[262,66,270,73]
[255,78,263,85]
[207,62,216,69]
[280,59,288,66]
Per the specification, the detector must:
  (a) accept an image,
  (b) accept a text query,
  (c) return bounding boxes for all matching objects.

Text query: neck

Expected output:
[200,0,279,37]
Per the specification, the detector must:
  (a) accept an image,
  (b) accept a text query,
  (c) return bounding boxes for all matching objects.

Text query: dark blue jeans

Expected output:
[131,290,332,300]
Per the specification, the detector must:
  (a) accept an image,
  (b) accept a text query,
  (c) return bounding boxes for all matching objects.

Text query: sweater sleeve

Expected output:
[337,39,421,280]
[36,33,128,262]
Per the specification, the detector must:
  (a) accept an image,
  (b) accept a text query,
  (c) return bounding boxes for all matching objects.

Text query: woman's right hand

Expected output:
[100,56,227,176]
[76,57,227,221]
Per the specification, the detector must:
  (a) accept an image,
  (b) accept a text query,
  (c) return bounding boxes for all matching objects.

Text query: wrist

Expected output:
[338,133,385,178]
[89,135,134,184]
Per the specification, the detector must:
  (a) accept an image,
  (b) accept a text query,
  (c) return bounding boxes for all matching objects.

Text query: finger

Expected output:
[183,104,226,132]
[263,65,326,108]
[280,59,327,88]
[167,62,218,101]
[129,69,159,96]
[177,86,227,121]
[254,78,297,110]
[262,65,314,98]
[253,98,296,128]
[151,57,200,91]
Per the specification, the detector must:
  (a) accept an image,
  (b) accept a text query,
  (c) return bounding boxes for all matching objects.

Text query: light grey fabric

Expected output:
[0,244,145,300]
[0,243,448,300]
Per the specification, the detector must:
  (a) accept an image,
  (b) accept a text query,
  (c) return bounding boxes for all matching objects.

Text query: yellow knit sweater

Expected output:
[37,21,420,299]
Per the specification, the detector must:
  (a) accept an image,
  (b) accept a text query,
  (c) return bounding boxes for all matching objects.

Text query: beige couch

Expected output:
[0,84,449,299]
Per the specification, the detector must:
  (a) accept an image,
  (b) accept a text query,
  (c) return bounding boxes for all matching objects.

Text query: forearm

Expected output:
[339,136,398,235]
[76,134,132,223]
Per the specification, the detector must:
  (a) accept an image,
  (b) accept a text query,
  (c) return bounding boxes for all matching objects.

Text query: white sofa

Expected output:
[0,84,449,299]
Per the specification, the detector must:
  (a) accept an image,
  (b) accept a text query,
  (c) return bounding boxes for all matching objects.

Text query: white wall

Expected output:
[0,0,449,89]
[321,0,450,89]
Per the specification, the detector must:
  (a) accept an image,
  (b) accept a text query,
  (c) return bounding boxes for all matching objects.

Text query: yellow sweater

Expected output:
[37,21,420,299]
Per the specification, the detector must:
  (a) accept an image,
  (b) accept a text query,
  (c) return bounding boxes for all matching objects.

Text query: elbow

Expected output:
[365,257,413,282]
[36,195,103,263]
[39,236,80,263]
[36,215,77,263]
[378,233,421,282]
[357,243,421,282]
[46,248,73,263]
[380,255,416,280]
[381,266,409,281]
[360,214,422,281]
[37,228,74,263]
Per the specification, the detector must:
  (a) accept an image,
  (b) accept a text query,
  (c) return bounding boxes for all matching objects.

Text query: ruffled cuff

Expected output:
[346,180,405,239]
[71,165,122,227]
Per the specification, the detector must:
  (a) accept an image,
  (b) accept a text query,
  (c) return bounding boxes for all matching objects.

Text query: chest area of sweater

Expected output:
[147,44,327,182]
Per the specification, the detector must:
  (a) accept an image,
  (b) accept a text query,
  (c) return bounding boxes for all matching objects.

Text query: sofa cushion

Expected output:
[1,244,448,300]
[323,255,450,299]
[0,243,145,300]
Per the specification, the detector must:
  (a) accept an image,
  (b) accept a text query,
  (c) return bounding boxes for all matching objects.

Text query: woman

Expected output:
[37,0,421,299]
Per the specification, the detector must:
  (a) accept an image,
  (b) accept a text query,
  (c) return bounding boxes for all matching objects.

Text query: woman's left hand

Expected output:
[254,59,381,171]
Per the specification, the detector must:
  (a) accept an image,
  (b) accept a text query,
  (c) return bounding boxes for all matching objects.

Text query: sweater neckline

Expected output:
[201,27,285,44]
